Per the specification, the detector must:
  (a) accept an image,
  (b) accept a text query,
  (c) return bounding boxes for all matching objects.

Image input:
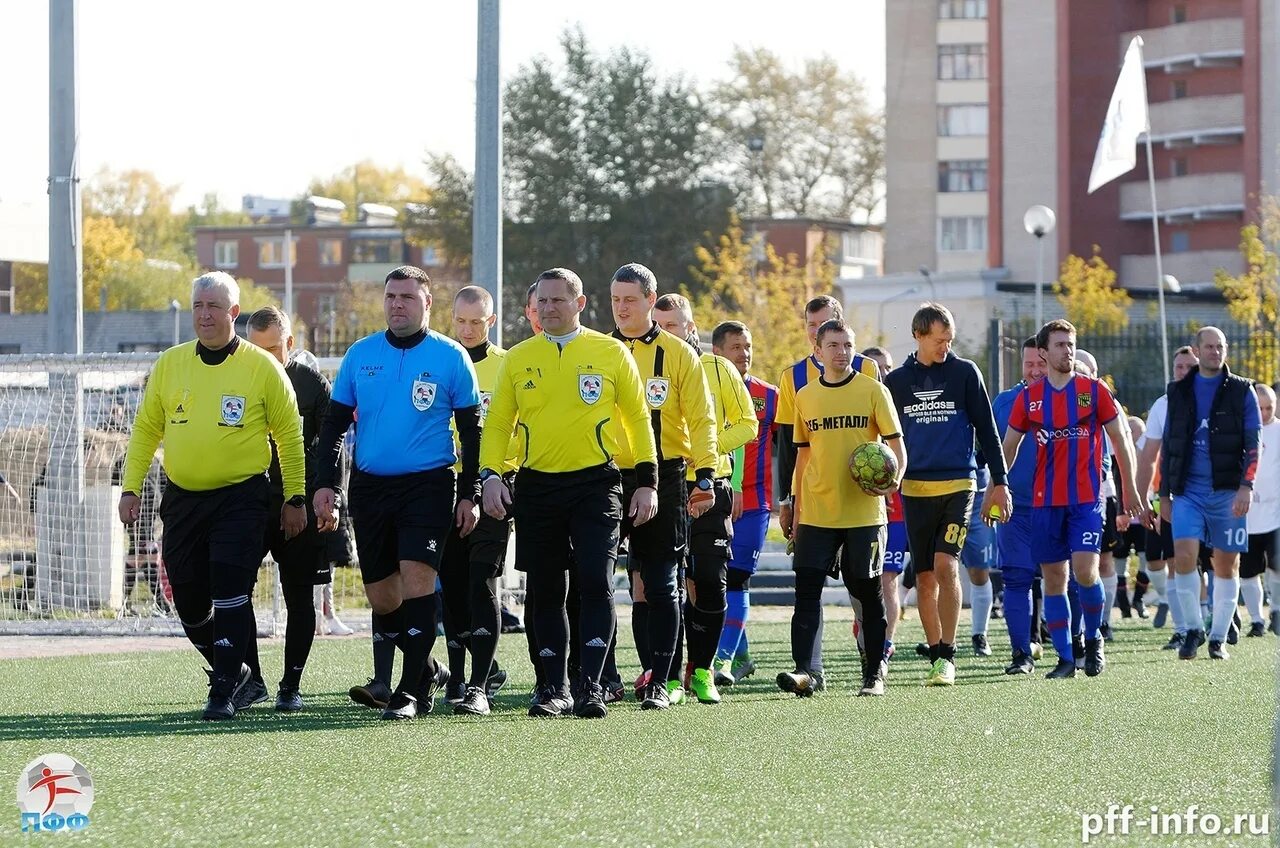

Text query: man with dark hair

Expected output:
[481,267,657,719]
[1003,320,1144,679]
[783,319,904,698]
[120,272,307,720]
[884,302,1011,686]
[1150,326,1261,660]
[609,264,718,709]
[244,305,333,711]
[776,294,878,688]
[314,265,483,720]
[653,294,756,703]
[991,336,1047,673]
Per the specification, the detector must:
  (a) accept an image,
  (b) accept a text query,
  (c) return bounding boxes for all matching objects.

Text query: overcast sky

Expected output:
[1,1,886,210]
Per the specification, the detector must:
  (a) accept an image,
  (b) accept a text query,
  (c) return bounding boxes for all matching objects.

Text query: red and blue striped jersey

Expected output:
[742,375,780,512]
[1008,375,1121,507]
[887,490,904,524]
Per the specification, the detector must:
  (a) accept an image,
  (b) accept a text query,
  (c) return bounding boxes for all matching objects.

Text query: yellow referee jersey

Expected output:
[453,343,521,475]
[606,323,717,472]
[793,371,901,529]
[480,328,657,474]
[123,339,306,498]
[688,351,757,480]
[776,352,879,437]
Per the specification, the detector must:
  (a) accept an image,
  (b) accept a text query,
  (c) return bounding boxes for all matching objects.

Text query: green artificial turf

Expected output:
[0,611,1272,847]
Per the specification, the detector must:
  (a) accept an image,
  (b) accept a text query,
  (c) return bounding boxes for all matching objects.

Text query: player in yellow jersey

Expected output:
[119,271,307,721]
[480,268,658,719]
[781,319,905,698]
[608,263,718,710]
[653,294,757,704]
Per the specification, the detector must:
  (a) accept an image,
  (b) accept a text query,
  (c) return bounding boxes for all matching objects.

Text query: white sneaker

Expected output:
[326,615,354,636]
[1029,642,1043,660]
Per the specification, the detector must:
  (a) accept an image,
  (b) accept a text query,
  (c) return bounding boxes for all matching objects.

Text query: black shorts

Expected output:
[348,466,456,584]
[513,463,622,577]
[686,478,734,565]
[1100,497,1120,552]
[793,524,886,580]
[1112,523,1145,559]
[440,481,513,581]
[160,474,270,585]
[1144,518,1176,562]
[621,460,687,570]
[1241,530,1276,578]
[902,490,974,573]
[263,493,330,587]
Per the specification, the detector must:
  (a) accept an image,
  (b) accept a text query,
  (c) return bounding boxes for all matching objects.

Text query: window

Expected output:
[1170,232,1191,253]
[213,240,238,269]
[0,344,19,354]
[938,160,989,192]
[319,238,343,266]
[937,104,988,136]
[938,45,987,80]
[1172,4,1188,24]
[1172,157,1189,177]
[420,245,441,266]
[1172,79,1188,100]
[317,294,337,320]
[350,239,404,264]
[257,237,295,269]
[938,217,987,252]
[938,0,987,18]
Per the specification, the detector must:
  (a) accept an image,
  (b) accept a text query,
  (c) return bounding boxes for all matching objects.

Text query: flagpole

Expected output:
[1135,35,1171,387]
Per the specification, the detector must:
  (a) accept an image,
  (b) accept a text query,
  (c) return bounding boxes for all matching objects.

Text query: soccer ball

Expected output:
[849,441,897,494]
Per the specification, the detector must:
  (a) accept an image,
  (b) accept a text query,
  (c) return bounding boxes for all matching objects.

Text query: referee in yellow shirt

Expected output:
[652,293,757,704]
[782,318,905,699]
[119,272,307,721]
[480,268,658,719]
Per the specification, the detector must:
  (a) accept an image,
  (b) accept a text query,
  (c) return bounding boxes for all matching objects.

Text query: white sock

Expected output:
[1165,578,1185,633]
[1174,571,1204,633]
[1267,571,1280,611]
[1147,567,1168,606]
[1210,576,1241,642]
[1101,573,1118,627]
[1240,576,1265,624]
[970,580,993,637]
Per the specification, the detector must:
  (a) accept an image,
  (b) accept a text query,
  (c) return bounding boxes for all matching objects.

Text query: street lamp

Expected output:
[917,266,936,302]
[879,286,922,337]
[169,299,181,346]
[1023,204,1057,329]
[1162,274,1181,294]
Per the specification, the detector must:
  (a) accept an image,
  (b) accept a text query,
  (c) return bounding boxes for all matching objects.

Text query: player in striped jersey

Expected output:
[862,347,907,668]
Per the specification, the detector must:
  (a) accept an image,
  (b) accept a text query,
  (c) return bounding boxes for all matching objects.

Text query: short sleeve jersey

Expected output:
[742,375,780,512]
[1008,375,1120,507]
[332,330,481,475]
[793,372,902,529]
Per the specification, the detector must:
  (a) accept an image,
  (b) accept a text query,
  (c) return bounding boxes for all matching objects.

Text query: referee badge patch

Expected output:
[579,373,603,405]
[412,380,437,411]
[220,395,245,427]
[645,378,670,409]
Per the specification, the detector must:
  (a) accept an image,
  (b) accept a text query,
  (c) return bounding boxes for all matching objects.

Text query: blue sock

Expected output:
[1067,578,1084,638]
[1044,593,1074,662]
[716,589,748,662]
[1079,580,1106,642]
[1003,567,1033,656]
[736,630,750,661]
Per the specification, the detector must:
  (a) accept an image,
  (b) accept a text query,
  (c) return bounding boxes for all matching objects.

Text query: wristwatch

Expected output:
[695,477,713,492]
[286,495,306,507]
[480,469,500,485]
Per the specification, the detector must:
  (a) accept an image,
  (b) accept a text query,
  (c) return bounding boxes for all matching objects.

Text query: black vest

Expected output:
[1161,365,1251,494]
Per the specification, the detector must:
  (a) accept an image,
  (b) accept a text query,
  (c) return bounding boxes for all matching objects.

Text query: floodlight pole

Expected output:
[474,0,503,344]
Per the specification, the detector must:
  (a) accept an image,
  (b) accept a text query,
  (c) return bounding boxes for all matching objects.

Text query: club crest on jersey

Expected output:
[752,396,766,412]
[645,378,670,409]
[579,373,603,404]
[1077,393,1092,409]
[479,391,493,420]
[219,395,245,427]
[412,380,437,411]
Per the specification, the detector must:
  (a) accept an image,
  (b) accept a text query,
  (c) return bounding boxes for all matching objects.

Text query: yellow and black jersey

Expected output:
[123,337,305,498]
[688,351,757,481]
[606,323,717,472]
[453,342,521,475]
[480,328,657,475]
[793,371,901,529]
[777,353,879,438]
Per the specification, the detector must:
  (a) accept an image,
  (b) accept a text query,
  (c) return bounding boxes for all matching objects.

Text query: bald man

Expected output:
[1243,383,1279,637]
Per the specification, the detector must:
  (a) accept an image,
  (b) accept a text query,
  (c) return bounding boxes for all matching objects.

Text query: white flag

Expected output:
[1087,36,1150,194]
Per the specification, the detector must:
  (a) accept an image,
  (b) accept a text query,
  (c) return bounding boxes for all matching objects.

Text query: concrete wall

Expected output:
[0,311,195,354]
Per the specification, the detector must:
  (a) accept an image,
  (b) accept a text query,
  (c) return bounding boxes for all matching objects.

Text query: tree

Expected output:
[1053,247,1132,335]
[83,168,189,261]
[305,161,432,222]
[708,47,884,220]
[1214,197,1280,383]
[687,213,832,384]
[403,153,474,272]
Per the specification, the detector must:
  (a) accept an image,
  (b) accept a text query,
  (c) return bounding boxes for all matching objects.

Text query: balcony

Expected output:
[347,262,400,284]
[1119,173,1244,223]
[1120,250,1243,288]
[1147,94,1244,148]
[1123,18,1244,73]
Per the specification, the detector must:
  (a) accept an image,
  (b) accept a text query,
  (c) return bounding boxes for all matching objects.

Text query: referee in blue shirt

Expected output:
[314,266,483,720]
